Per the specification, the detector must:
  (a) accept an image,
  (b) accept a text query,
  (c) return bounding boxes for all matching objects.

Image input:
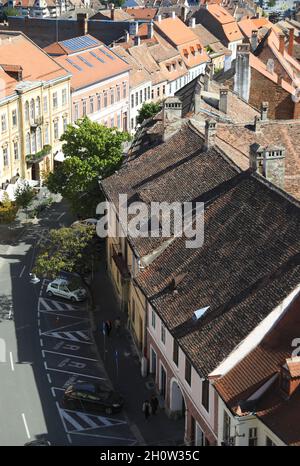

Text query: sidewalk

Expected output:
[91,249,185,446]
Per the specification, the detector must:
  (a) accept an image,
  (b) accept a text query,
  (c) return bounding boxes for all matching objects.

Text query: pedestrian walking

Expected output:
[114,317,121,336]
[150,394,159,415]
[142,400,151,421]
[105,320,112,337]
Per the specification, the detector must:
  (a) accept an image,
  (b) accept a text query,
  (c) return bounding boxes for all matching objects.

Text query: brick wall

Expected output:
[257,46,291,84]
[249,68,294,119]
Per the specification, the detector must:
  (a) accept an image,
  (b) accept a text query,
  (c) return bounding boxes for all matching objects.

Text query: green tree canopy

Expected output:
[137,102,161,125]
[14,182,36,211]
[45,117,130,216]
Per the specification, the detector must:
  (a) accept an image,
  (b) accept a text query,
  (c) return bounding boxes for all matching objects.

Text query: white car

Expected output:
[46,279,87,302]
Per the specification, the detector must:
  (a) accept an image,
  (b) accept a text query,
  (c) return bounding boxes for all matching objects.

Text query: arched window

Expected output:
[36,97,41,117]
[25,101,30,122]
[30,99,35,120]
[36,127,42,151]
[31,132,36,153]
[26,132,31,155]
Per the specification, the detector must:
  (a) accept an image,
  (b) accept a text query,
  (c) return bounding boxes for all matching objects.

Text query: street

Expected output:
[0,198,136,446]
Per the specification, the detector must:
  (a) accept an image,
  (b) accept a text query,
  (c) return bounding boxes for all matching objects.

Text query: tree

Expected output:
[14,182,36,211]
[137,102,161,125]
[267,0,275,6]
[45,117,130,217]
[33,225,97,305]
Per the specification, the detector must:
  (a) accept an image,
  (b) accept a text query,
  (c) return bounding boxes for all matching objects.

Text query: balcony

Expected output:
[26,144,51,165]
[30,116,43,129]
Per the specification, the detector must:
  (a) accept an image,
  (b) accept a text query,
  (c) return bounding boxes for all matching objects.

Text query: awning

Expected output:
[54,151,65,162]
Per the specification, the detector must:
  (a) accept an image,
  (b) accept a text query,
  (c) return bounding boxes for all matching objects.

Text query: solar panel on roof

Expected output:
[62,36,98,52]
[78,56,93,67]
[89,51,105,64]
[66,57,82,71]
[99,47,115,60]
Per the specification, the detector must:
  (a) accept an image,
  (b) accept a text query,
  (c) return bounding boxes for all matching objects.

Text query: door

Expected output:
[160,365,166,400]
[150,348,157,379]
[139,315,143,351]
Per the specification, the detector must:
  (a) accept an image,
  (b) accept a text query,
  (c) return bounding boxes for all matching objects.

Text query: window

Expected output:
[30,99,35,119]
[52,92,58,109]
[62,88,67,106]
[110,88,114,105]
[144,87,147,102]
[248,428,258,446]
[63,116,68,133]
[1,113,7,132]
[151,310,156,329]
[266,437,275,446]
[25,101,29,122]
[36,96,41,117]
[151,89,154,99]
[12,109,17,127]
[110,116,114,128]
[82,100,87,116]
[117,114,121,128]
[116,86,121,102]
[44,126,49,145]
[31,132,36,153]
[13,141,19,160]
[3,146,9,166]
[148,87,150,100]
[26,132,31,154]
[90,97,94,114]
[123,82,127,98]
[135,92,138,106]
[97,94,101,110]
[161,323,166,344]
[163,85,166,95]
[132,299,136,323]
[104,91,108,108]
[131,118,134,130]
[202,379,209,412]
[131,94,134,108]
[223,411,231,444]
[140,89,143,104]
[54,120,59,140]
[74,103,79,121]
[157,87,160,97]
[43,95,48,113]
[173,340,179,366]
[36,127,42,151]
[185,358,191,385]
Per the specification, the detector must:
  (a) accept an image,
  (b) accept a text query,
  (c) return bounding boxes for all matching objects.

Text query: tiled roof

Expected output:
[215,120,300,200]
[207,4,236,25]
[238,17,274,39]
[192,6,243,45]
[44,34,103,56]
[91,9,132,21]
[54,45,131,91]
[215,294,300,445]
[154,16,201,46]
[125,7,158,19]
[0,32,69,97]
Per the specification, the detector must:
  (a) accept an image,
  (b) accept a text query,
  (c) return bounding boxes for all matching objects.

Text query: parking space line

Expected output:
[41,333,92,344]
[42,350,97,361]
[22,413,31,439]
[9,352,14,371]
[51,387,56,398]
[47,374,52,384]
[68,431,137,443]
[19,265,26,278]
[44,364,106,380]
[55,402,73,444]
[40,338,44,347]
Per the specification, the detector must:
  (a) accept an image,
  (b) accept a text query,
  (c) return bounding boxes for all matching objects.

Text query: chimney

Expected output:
[279,33,285,55]
[189,17,196,28]
[129,21,139,37]
[260,101,268,121]
[124,30,129,43]
[234,44,251,102]
[250,144,285,189]
[250,29,258,51]
[181,6,188,23]
[111,6,115,21]
[288,28,294,56]
[171,11,176,19]
[155,14,162,22]
[219,88,228,113]
[203,72,210,91]
[147,21,153,39]
[77,13,88,35]
[254,115,261,132]
[134,36,141,46]
[163,97,182,124]
[266,58,274,74]
[204,120,216,150]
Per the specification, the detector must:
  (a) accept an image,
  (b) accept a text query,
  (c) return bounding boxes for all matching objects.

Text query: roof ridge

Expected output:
[251,171,300,209]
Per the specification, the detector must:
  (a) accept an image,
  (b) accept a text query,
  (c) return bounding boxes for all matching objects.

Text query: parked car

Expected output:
[62,382,124,414]
[24,439,51,446]
[46,278,87,302]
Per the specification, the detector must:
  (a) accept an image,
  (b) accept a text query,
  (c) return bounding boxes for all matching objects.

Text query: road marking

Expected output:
[38,329,42,336]
[67,433,72,444]
[22,413,31,439]
[57,212,65,221]
[44,364,106,380]
[19,265,26,278]
[47,374,52,384]
[41,331,92,344]
[51,387,56,398]
[77,331,90,341]
[76,412,99,428]
[9,352,14,371]
[42,350,97,361]
[69,431,137,443]
[40,338,44,347]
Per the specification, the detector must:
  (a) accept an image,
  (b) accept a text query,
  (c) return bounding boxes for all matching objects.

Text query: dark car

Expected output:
[24,439,51,446]
[62,382,124,414]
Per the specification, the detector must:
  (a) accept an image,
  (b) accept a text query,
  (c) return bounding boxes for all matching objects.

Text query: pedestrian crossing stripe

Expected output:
[42,330,92,344]
[39,297,84,312]
[59,408,127,433]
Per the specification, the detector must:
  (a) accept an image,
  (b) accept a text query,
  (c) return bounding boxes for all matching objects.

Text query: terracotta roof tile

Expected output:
[125,7,158,20]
